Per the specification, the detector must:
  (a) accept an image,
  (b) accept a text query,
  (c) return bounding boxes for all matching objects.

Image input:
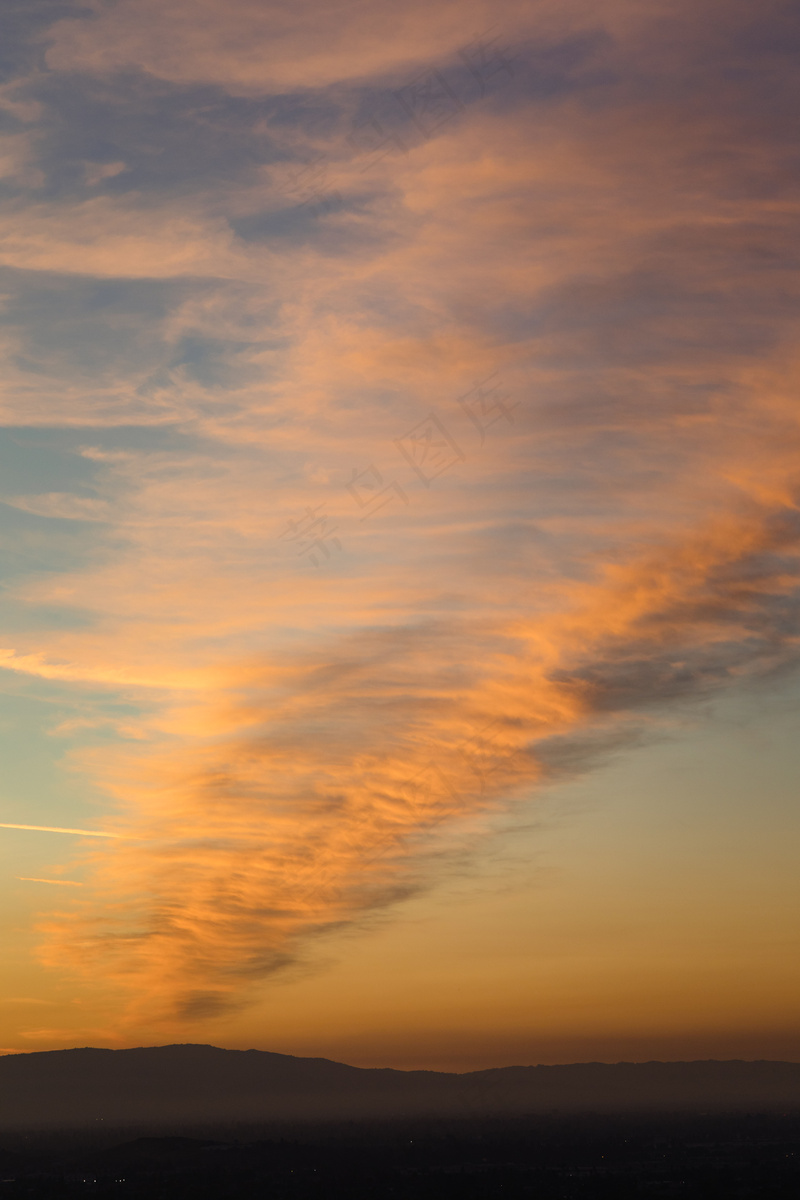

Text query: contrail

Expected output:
[0,822,126,838]
[17,877,83,887]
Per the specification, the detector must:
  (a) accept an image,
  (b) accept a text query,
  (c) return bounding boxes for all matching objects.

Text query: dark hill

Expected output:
[1,1044,799,1128]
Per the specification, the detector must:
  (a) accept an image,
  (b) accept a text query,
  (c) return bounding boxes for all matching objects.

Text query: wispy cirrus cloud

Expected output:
[38,493,800,1024]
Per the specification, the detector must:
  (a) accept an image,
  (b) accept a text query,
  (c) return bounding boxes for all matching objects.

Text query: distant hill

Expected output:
[1,1045,799,1128]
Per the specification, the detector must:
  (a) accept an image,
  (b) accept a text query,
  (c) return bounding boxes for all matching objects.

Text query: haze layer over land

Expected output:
[2,1046,800,1128]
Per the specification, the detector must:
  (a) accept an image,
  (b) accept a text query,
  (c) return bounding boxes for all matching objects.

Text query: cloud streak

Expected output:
[18,878,84,887]
[0,823,128,839]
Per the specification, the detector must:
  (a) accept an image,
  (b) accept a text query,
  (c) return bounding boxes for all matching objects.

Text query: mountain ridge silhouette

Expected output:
[1,1044,799,1127]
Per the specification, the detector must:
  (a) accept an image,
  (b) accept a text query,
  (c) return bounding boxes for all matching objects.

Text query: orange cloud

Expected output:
[37,486,800,1026]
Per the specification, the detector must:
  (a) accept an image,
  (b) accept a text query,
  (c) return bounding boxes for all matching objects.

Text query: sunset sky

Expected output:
[1,0,799,1070]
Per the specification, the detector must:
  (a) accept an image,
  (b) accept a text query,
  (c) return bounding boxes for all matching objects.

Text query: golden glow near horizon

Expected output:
[0,0,798,1067]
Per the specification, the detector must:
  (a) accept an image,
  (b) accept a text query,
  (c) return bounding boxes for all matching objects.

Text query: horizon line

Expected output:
[1,1043,799,1070]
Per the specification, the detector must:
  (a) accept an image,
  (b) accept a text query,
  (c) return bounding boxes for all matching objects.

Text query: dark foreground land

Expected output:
[2,1113,800,1199]
[3,1048,800,1125]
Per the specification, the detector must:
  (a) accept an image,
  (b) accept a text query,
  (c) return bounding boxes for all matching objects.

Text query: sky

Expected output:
[0,0,799,1070]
